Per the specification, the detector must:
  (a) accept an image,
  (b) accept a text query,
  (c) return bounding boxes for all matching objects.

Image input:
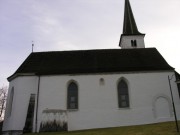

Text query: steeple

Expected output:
[123,0,142,35]
[119,0,145,49]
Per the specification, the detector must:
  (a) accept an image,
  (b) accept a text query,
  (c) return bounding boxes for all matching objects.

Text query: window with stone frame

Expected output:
[118,80,129,108]
[67,82,78,109]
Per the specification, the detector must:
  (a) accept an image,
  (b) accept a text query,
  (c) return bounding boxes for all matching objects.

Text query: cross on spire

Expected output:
[32,41,34,52]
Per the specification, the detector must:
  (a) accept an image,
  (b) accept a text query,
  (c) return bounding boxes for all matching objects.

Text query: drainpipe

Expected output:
[168,75,179,132]
[35,76,40,132]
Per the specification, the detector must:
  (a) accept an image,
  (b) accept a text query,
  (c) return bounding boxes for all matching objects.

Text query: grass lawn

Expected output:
[25,121,180,135]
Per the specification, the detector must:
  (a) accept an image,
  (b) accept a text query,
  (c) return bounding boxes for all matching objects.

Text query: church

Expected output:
[2,0,180,134]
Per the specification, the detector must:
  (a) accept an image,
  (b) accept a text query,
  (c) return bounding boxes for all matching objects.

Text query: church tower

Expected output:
[119,0,145,49]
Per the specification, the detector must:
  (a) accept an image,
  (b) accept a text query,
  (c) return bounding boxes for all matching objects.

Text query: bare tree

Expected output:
[0,86,7,121]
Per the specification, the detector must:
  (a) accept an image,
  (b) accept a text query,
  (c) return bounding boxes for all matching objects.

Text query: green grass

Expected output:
[25,121,180,135]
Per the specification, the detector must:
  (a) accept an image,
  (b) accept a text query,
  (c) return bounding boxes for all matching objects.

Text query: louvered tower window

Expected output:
[131,40,137,47]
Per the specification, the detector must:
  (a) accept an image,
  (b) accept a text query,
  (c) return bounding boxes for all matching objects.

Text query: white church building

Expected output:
[3,0,180,134]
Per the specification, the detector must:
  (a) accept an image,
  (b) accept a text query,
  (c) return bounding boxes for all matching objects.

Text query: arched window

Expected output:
[131,40,134,46]
[8,87,14,116]
[118,80,129,108]
[67,82,78,109]
[131,40,137,47]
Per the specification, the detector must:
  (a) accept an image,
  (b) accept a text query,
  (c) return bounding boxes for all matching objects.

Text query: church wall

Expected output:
[2,76,39,134]
[36,71,180,131]
[2,78,17,132]
[3,71,180,133]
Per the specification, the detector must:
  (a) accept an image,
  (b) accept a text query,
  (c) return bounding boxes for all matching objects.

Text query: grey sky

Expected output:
[0,0,180,86]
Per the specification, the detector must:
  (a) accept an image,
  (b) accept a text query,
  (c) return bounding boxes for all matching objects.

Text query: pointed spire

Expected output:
[119,0,145,48]
[123,0,142,35]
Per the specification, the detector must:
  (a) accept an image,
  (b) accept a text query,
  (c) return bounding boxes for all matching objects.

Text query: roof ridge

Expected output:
[31,48,156,54]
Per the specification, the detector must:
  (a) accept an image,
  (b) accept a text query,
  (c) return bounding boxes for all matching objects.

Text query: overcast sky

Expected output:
[0,0,180,86]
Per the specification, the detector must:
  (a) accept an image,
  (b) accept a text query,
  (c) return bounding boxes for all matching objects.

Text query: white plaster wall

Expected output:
[120,35,145,49]
[36,71,180,131]
[3,71,180,132]
[3,76,39,132]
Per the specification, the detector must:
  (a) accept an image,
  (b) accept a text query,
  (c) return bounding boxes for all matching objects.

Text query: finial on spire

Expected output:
[32,41,34,52]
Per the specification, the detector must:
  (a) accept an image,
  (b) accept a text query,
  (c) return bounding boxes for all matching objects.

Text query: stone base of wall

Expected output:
[39,109,68,132]
[2,130,23,135]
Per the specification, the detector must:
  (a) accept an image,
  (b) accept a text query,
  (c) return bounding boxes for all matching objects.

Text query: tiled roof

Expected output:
[8,48,174,80]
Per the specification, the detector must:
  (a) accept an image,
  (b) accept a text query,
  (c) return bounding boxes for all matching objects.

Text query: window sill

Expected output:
[67,109,79,112]
[117,107,131,110]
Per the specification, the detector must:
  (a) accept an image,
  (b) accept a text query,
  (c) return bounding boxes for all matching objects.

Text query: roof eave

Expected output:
[7,69,175,82]
[7,73,36,82]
